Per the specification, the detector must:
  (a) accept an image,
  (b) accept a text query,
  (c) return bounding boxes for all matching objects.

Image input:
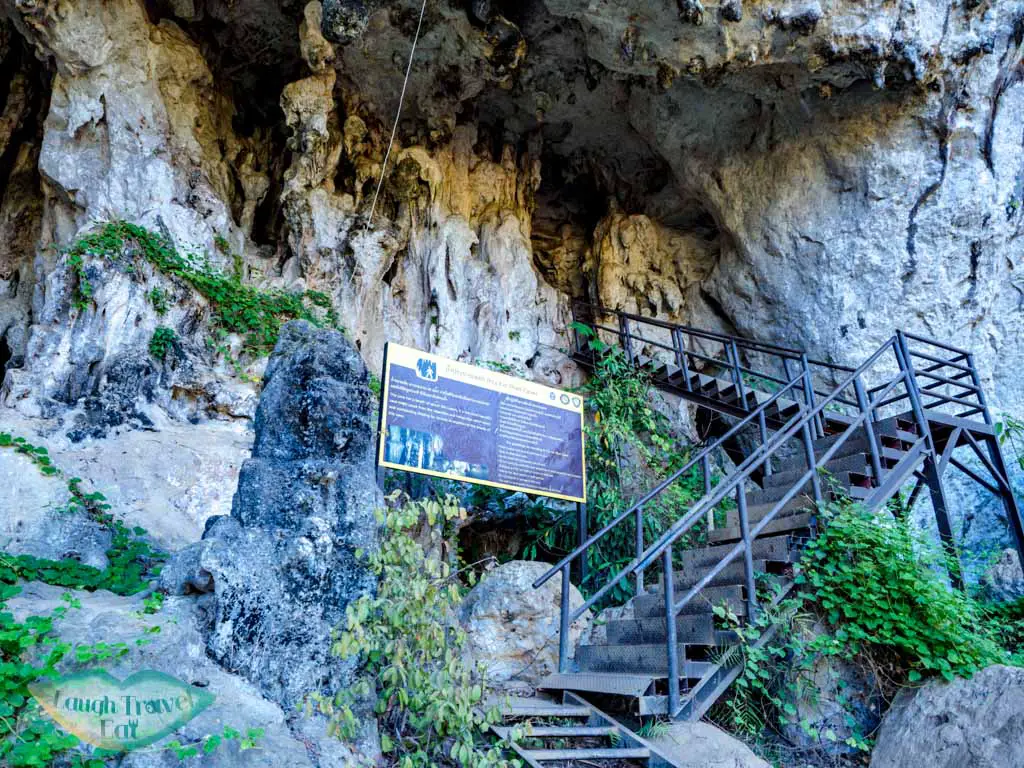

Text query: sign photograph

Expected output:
[377,343,586,502]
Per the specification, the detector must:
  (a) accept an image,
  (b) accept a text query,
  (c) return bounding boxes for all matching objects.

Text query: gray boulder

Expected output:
[648,721,770,768]
[162,320,380,711]
[870,665,1024,768]
[459,560,591,687]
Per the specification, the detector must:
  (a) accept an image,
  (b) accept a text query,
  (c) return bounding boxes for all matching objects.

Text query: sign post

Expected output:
[377,343,587,504]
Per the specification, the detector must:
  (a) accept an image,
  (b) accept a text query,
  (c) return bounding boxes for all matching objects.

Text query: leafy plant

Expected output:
[711,499,1009,753]
[147,286,170,315]
[149,326,178,361]
[314,494,518,767]
[64,221,339,357]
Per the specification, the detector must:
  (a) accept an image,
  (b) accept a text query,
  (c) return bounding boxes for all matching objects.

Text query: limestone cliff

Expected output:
[1,1,1023,764]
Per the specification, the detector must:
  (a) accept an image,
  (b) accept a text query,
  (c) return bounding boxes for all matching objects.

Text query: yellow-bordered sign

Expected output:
[377,343,586,502]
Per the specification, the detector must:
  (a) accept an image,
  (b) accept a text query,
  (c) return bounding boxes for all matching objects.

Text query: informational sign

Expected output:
[378,343,586,502]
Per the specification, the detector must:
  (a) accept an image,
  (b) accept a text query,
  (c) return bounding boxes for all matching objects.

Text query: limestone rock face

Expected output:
[459,560,591,687]
[6,0,261,252]
[870,665,1024,768]
[163,321,379,711]
[6,582,334,768]
[983,548,1024,603]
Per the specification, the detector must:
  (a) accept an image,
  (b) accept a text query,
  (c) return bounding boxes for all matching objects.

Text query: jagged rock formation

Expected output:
[162,321,379,716]
[1,0,1022,415]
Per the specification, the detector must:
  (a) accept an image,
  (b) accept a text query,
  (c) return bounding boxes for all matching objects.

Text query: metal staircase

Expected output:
[490,692,681,767]
[529,302,1023,725]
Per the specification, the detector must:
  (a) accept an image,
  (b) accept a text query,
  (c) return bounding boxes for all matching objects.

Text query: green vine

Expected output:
[314,494,519,768]
[65,221,339,357]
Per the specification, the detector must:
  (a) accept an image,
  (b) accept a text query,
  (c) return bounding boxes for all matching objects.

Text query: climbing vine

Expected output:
[314,493,519,768]
[64,221,338,357]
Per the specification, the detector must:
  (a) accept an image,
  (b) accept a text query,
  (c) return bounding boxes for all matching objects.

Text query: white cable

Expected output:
[364,0,429,231]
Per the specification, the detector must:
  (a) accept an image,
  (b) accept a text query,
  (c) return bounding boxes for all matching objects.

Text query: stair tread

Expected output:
[538,672,655,697]
[708,512,815,543]
[633,584,743,617]
[522,747,650,760]
[576,646,714,677]
[664,559,769,589]
[494,725,617,738]
[681,534,796,567]
[499,702,592,718]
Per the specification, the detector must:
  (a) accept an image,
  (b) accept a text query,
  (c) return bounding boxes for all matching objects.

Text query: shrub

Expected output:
[314,494,517,767]
[149,326,178,361]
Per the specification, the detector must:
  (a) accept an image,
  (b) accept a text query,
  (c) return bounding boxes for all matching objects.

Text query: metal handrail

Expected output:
[631,338,903,576]
[900,330,971,359]
[572,301,805,357]
[531,375,807,594]
[549,310,996,711]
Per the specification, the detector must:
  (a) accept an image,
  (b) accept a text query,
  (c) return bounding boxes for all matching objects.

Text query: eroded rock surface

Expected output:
[459,559,591,687]
[870,664,1024,768]
[163,321,379,712]
[649,721,771,768]
[7,582,324,768]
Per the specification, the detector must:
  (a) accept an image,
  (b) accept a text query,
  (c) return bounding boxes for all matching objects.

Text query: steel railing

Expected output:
[544,308,991,717]
[531,375,809,672]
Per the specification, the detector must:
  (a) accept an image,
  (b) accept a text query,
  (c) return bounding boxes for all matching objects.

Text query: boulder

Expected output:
[982,549,1024,603]
[459,560,591,687]
[0,443,111,568]
[780,620,883,756]
[870,665,1024,768]
[648,721,770,768]
[162,321,380,711]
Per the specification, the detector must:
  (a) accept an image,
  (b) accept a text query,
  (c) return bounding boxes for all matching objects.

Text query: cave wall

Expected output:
[0,0,1021,418]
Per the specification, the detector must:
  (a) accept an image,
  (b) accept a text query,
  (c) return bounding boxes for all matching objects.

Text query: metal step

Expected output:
[576,644,714,677]
[765,452,872,488]
[659,559,769,591]
[633,584,744,618]
[746,470,870,506]
[606,612,717,645]
[708,511,815,544]
[521,747,651,761]
[775,440,905,473]
[493,724,617,738]
[608,616,739,646]
[725,497,813,529]
[538,672,655,698]
[812,423,917,453]
[499,702,593,718]
[679,534,797,569]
